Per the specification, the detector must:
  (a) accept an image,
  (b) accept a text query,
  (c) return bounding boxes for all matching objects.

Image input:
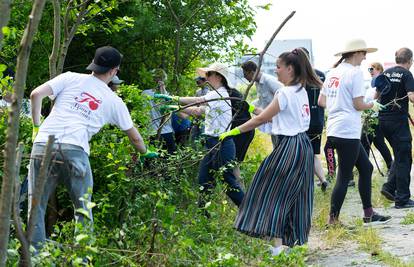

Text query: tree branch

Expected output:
[27,135,55,244]
[49,0,61,79]
[0,0,47,264]
[0,0,12,51]
[12,144,31,267]
[243,11,296,100]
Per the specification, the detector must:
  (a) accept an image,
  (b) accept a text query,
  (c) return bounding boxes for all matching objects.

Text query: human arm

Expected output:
[30,83,53,126]
[180,106,206,117]
[408,92,414,103]
[124,127,147,153]
[353,96,374,111]
[236,96,280,133]
[318,93,326,108]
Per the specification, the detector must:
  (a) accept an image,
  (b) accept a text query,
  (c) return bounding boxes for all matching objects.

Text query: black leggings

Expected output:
[328,137,373,218]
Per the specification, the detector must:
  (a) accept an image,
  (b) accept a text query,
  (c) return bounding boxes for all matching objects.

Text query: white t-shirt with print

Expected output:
[203,87,232,136]
[256,73,282,134]
[271,84,310,136]
[321,62,365,139]
[35,72,134,155]
[142,89,174,135]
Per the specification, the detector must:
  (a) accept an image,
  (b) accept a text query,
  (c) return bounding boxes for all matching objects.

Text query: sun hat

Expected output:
[334,39,377,57]
[86,46,122,73]
[196,63,232,87]
[111,75,124,85]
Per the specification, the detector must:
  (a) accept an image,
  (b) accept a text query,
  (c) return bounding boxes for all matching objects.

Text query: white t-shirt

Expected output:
[321,62,365,139]
[256,73,282,108]
[142,89,173,135]
[203,87,232,136]
[35,72,134,155]
[364,87,376,103]
[271,84,310,136]
[256,73,282,134]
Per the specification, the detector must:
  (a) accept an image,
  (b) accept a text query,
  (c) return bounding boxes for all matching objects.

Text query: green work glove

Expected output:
[247,102,255,113]
[219,127,241,141]
[153,93,179,102]
[159,105,180,114]
[371,100,385,112]
[141,149,159,159]
[32,124,40,142]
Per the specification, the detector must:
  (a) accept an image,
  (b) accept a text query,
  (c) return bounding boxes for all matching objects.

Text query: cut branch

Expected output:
[12,144,31,267]
[243,11,296,100]
[27,135,55,244]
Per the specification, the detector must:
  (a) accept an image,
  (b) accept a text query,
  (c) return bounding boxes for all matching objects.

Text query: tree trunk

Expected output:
[0,0,47,265]
[49,0,61,79]
[0,0,12,51]
[172,27,181,90]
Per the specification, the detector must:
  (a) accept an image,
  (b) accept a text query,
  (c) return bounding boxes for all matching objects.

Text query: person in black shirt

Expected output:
[228,88,255,185]
[377,48,414,209]
[301,47,329,191]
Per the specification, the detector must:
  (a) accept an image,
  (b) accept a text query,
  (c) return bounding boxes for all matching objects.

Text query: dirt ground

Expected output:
[306,161,414,266]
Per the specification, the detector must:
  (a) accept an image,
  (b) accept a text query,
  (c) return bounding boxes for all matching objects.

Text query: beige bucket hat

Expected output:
[335,39,377,57]
[197,62,232,87]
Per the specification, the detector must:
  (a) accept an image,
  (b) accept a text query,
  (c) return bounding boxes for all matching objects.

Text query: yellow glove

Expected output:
[32,124,40,142]
[247,103,255,113]
[219,127,241,141]
[371,100,385,112]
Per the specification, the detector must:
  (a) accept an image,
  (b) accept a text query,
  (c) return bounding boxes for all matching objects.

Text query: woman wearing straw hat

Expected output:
[219,48,320,255]
[153,63,246,208]
[318,39,391,225]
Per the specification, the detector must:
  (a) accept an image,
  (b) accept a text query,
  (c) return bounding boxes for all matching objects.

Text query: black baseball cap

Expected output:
[86,46,122,73]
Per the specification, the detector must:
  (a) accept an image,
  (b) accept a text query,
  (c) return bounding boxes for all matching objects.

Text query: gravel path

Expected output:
[306,161,414,266]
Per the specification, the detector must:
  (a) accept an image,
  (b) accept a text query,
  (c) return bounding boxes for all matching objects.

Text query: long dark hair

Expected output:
[278,48,323,89]
[333,52,355,68]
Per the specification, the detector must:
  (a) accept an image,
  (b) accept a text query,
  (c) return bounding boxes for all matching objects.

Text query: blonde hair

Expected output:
[370,62,383,72]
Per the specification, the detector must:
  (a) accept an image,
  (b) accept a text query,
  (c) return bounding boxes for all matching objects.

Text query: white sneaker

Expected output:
[270,246,284,256]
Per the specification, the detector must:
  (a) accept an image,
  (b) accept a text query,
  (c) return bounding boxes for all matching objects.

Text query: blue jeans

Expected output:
[198,137,244,206]
[28,143,93,249]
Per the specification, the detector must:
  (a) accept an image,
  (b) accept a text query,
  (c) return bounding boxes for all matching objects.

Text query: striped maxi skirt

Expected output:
[234,132,314,247]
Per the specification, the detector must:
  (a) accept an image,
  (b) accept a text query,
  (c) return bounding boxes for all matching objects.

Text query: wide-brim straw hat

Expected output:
[334,39,377,57]
[196,63,232,87]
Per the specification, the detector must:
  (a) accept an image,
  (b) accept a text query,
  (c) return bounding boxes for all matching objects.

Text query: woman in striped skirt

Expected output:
[219,48,322,255]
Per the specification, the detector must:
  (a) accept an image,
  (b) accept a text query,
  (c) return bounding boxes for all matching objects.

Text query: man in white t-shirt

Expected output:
[241,60,282,148]
[29,46,156,250]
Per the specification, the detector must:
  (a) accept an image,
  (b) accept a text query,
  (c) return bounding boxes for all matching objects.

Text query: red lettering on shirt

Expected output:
[327,77,340,89]
[302,104,310,117]
[75,92,102,110]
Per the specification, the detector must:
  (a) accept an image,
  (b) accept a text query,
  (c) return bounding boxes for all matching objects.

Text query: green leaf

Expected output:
[0,64,7,73]
[87,201,96,209]
[75,208,90,219]
[2,26,10,36]
[75,233,89,243]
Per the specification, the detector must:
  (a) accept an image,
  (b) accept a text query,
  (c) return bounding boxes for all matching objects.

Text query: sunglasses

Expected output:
[368,67,374,73]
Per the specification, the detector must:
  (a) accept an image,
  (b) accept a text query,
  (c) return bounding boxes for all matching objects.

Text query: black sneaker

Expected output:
[395,199,414,209]
[380,189,395,202]
[363,212,392,225]
[321,181,328,192]
[348,180,355,187]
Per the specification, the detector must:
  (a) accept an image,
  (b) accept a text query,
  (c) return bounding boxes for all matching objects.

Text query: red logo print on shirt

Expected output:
[302,104,310,117]
[75,92,102,110]
[327,77,340,89]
